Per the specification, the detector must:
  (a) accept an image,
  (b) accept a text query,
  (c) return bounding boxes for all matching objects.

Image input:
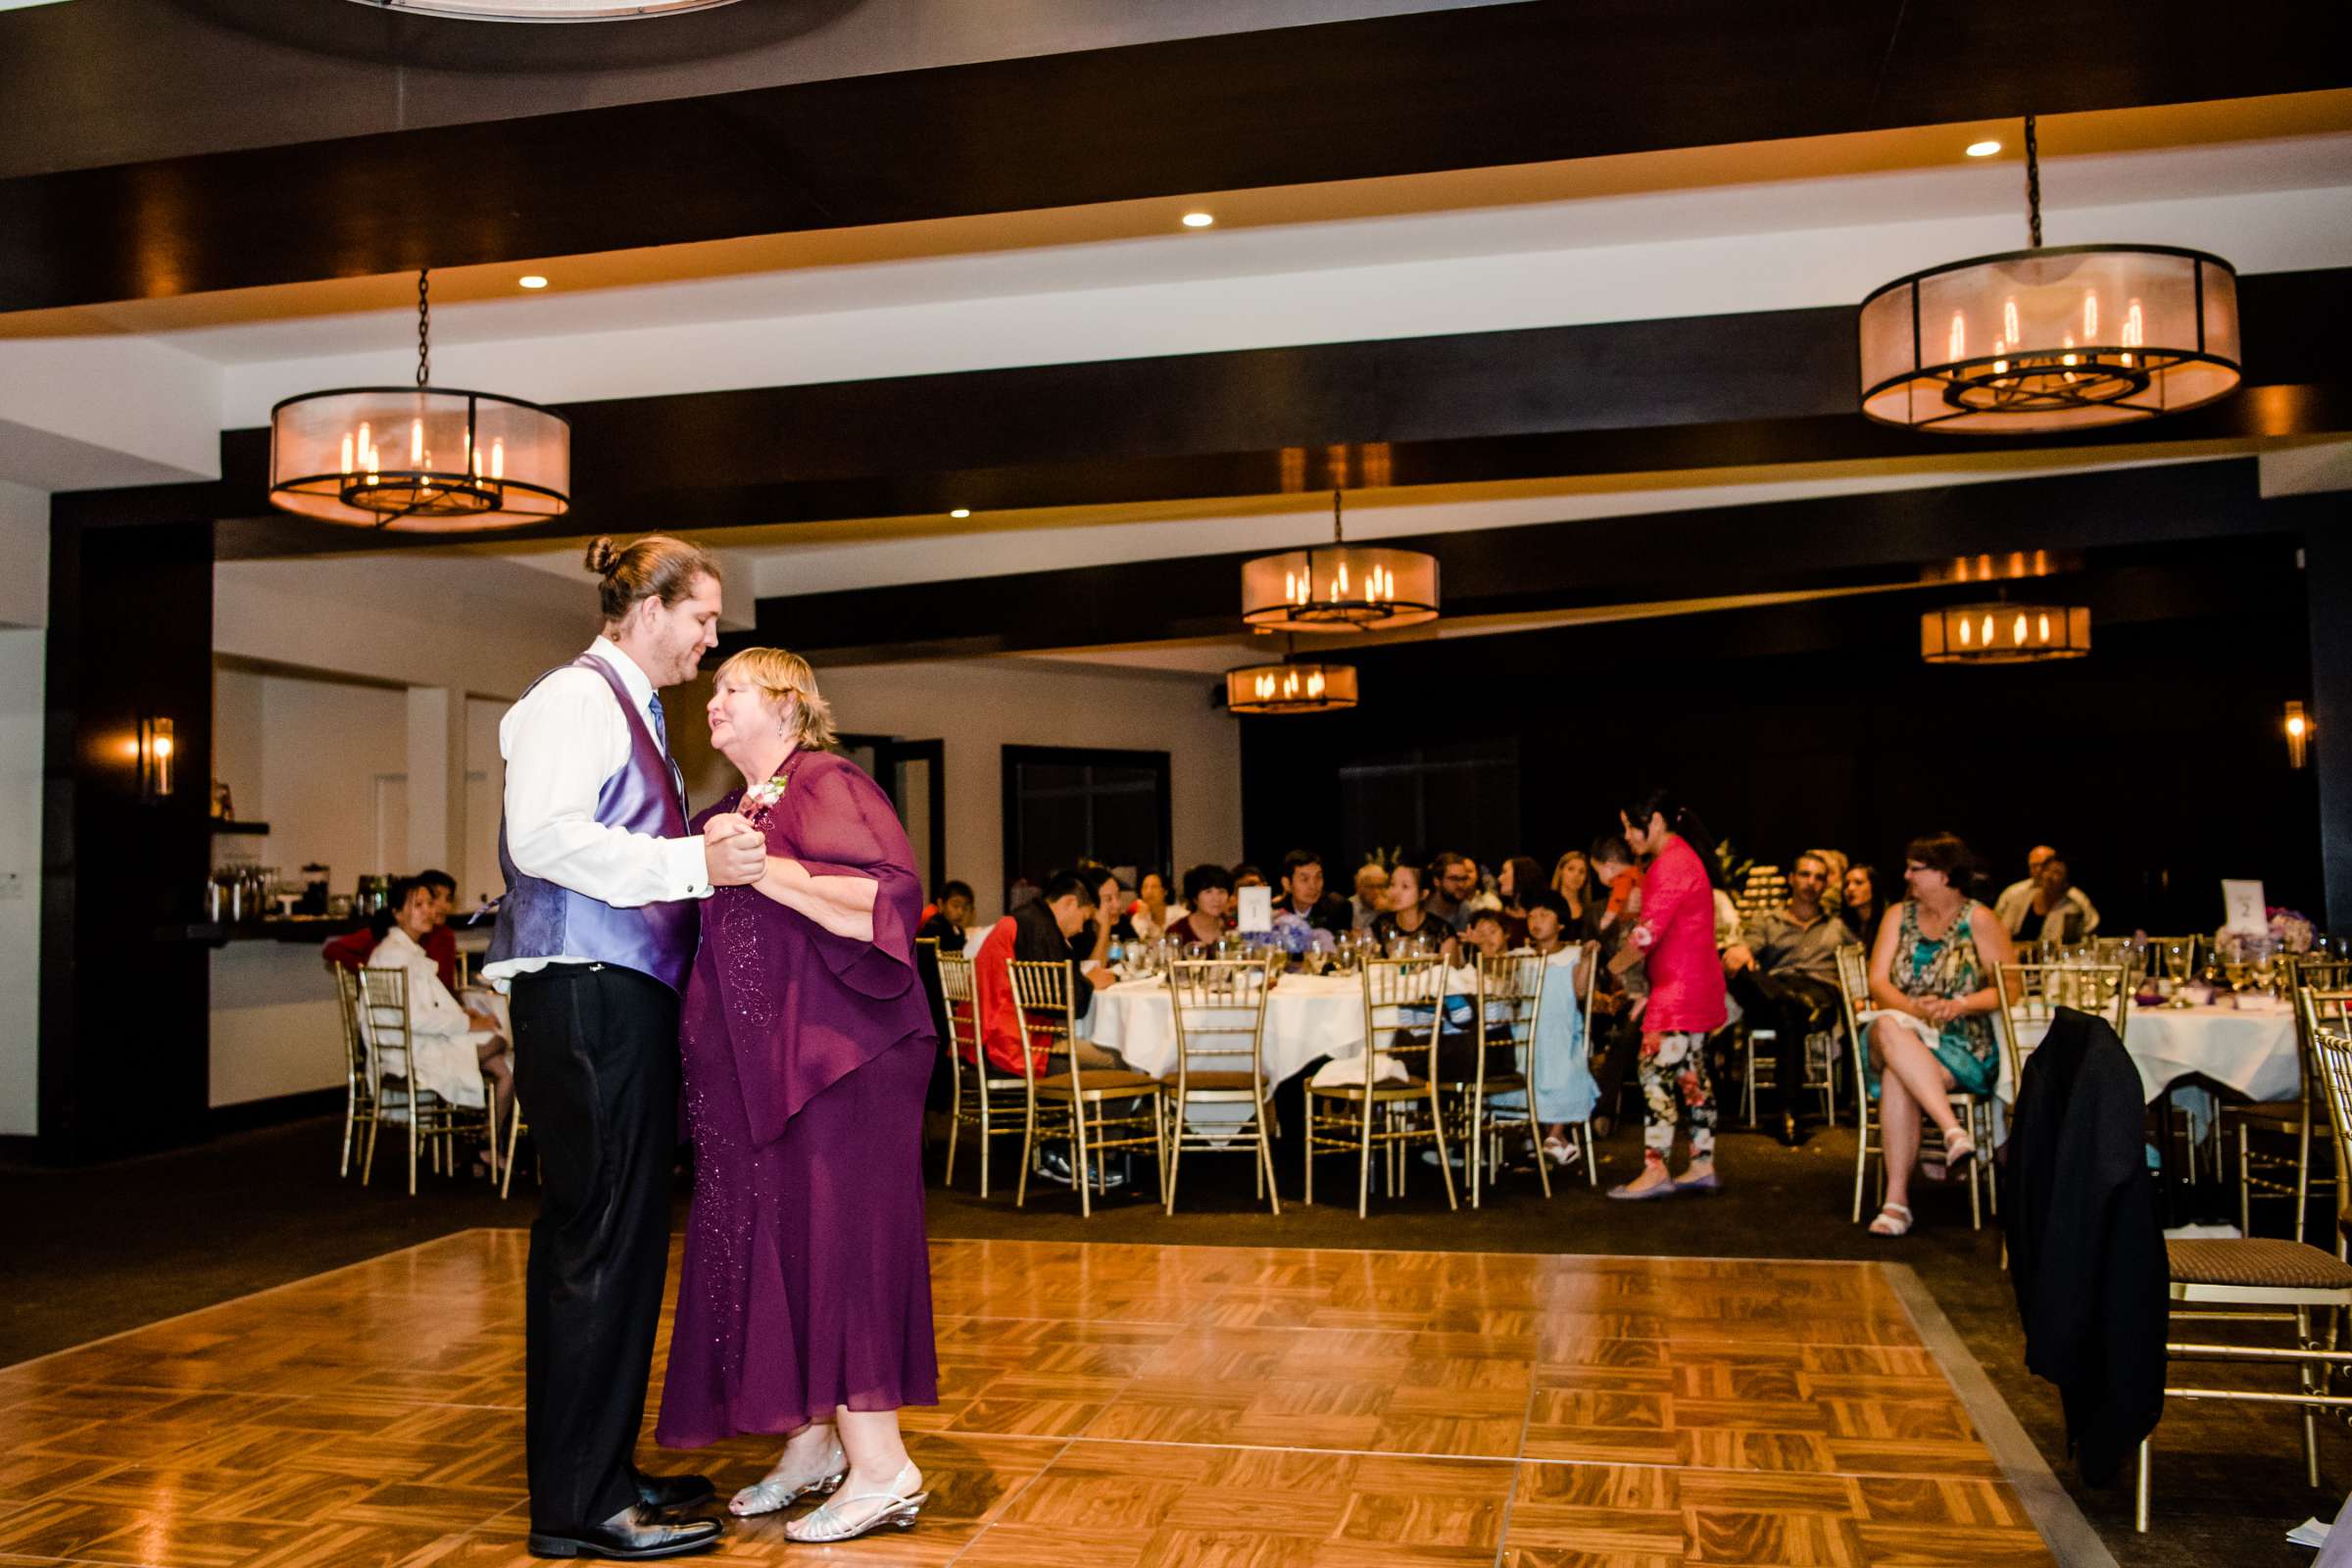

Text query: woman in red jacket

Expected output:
[1607,788,1730,1200]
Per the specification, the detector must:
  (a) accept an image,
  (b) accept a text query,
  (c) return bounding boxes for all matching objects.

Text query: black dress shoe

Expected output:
[528,1509,722,1560]
[1775,1111,1811,1149]
[631,1468,716,1511]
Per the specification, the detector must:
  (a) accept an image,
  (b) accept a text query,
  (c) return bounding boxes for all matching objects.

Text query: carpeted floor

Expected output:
[0,1112,2332,1567]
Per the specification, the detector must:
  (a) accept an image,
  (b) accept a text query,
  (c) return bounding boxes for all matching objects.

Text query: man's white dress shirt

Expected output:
[483,637,713,987]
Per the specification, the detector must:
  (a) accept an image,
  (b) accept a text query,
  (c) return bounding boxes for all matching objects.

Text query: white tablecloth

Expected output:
[2000,1002,2299,1106]
[1089,973,1366,1081]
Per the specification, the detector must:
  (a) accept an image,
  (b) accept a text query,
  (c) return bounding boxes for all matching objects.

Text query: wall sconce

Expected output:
[2286,701,2312,770]
[138,715,175,802]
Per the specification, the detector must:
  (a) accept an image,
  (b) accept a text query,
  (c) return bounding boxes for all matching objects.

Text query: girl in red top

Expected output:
[1606,788,1730,1200]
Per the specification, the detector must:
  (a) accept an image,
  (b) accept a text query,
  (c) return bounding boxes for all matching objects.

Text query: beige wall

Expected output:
[671,656,1243,922]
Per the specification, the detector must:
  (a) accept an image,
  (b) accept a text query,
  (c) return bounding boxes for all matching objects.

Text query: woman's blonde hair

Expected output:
[712,647,839,751]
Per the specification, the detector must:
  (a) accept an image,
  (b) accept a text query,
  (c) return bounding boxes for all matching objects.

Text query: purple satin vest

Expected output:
[488,654,700,993]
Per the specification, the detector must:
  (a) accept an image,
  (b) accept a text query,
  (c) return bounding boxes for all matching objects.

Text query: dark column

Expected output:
[39,513,215,1159]
[2309,507,2352,930]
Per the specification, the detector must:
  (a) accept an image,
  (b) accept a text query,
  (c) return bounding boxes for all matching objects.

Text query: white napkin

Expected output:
[1311,1053,1410,1088]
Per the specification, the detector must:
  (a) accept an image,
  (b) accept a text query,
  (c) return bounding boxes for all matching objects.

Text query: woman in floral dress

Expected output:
[1859,831,2016,1237]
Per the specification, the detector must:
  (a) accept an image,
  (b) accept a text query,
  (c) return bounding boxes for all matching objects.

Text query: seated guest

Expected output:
[970,870,1127,1077]
[1078,863,1131,950]
[1231,862,1266,890]
[1422,852,1478,931]
[1841,861,1885,946]
[1858,832,2016,1237]
[915,879,975,952]
[1522,892,1597,1168]
[1349,861,1390,930]
[1992,844,2055,931]
[1369,862,1454,956]
[1997,850,2100,946]
[1524,893,1572,957]
[1811,848,1850,907]
[322,867,461,989]
[1462,907,1512,960]
[1278,849,1353,936]
[1721,851,1852,1147]
[1173,863,1234,946]
[364,875,512,1178]
[1129,870,1172,943]
[1550,849,1594,933]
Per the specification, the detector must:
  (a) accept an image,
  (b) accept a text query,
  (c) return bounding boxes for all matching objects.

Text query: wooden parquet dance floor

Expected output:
[0,1231,2062,1567]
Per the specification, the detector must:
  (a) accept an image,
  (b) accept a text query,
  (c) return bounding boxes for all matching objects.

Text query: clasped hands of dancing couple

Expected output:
[491,538,937,1563]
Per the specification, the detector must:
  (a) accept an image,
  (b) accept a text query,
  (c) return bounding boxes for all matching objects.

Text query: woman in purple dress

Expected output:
[654,648,939,1544]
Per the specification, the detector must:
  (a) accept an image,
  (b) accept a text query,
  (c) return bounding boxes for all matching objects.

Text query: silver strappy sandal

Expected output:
[783,1461,928,1543]
[729,1443,847,1517]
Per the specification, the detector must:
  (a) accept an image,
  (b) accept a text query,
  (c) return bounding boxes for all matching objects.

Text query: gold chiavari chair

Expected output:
[351,964,497,1197]
[2232,966,2352,1241]
[2137,1021,2352,1532]
[1993,959,2131,1091]
[937,950,1034,1200]
[1453,952,1549,1208]
[500,1095,529,1200]
[1304,956,1456,1218]
[331,963,383,1183]
[2230,958,2352,1250]
[1162,959,1281,1215]
[1008,957,1166,1218]
[1835,942,1994,1229]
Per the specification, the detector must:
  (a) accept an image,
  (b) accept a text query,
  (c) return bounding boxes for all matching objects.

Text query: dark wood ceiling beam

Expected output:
[4,0,2348,313]
[741,460,2303,663]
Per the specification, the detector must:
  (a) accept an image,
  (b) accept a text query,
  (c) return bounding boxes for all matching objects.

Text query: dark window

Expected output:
[1339,737,1520,869]
[1002,744,1171,893]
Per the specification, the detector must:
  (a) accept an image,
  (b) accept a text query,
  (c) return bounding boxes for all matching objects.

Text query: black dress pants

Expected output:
[511,962,679,1535]
[1727,967,1841,1118]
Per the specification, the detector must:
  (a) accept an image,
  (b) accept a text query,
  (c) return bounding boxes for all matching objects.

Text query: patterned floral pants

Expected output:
[1638,1030,1717,1164]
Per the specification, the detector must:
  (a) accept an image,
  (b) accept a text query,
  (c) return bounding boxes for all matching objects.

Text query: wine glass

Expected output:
[2162,938,2194,990]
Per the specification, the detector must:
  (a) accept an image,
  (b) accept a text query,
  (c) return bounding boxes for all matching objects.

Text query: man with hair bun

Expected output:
[485,533,763,1561]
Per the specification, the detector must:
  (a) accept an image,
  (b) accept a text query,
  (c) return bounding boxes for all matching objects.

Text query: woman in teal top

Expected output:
[1859,831,2016,1238]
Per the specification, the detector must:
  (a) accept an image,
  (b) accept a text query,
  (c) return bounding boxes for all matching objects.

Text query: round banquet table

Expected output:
[1997,1000,2299,1106]
[1087,972,1367,1082]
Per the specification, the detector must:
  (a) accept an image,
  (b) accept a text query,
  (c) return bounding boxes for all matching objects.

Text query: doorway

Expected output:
[838,734,948,898]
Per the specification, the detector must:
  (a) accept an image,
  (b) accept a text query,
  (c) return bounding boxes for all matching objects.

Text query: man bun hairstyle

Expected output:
[585,534,721,626]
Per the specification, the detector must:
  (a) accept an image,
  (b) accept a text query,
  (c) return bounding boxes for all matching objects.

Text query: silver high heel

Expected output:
[728,1443,847,1517]
[783,1461,927,1543]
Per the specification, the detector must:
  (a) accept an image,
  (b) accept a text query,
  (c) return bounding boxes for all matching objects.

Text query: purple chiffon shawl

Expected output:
[691,750,934,1149]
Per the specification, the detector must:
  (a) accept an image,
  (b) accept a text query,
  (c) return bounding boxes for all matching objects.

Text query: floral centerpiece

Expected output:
[1268,911,1338,961]
[2215,906,2315,963]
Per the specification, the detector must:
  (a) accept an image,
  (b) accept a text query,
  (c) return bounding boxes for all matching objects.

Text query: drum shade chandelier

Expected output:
[1920,602,2091,665]
[347,0,741,19]
[1860,117,2241,433]
[269,270,570,532]
[1240,490,1439,633]
[1225,661,1359,715]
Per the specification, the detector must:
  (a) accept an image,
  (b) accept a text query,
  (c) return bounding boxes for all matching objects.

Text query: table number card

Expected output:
[2221,879,2268,934]
[1237,885,1273,934]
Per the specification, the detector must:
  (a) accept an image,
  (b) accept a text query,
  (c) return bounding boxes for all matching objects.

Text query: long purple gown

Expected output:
[656,750,939,1446]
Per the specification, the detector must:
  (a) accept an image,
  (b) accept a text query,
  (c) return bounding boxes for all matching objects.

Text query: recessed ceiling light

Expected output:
[1180,212,1215,229]
[1964,140,2002,159]
[949,508,971,518]
[517,274,549,289]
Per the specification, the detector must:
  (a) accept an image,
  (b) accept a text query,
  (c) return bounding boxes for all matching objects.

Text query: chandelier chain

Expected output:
[2024,115,2041,250]
[1331,487,1345,544]
[416,269,431,387]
